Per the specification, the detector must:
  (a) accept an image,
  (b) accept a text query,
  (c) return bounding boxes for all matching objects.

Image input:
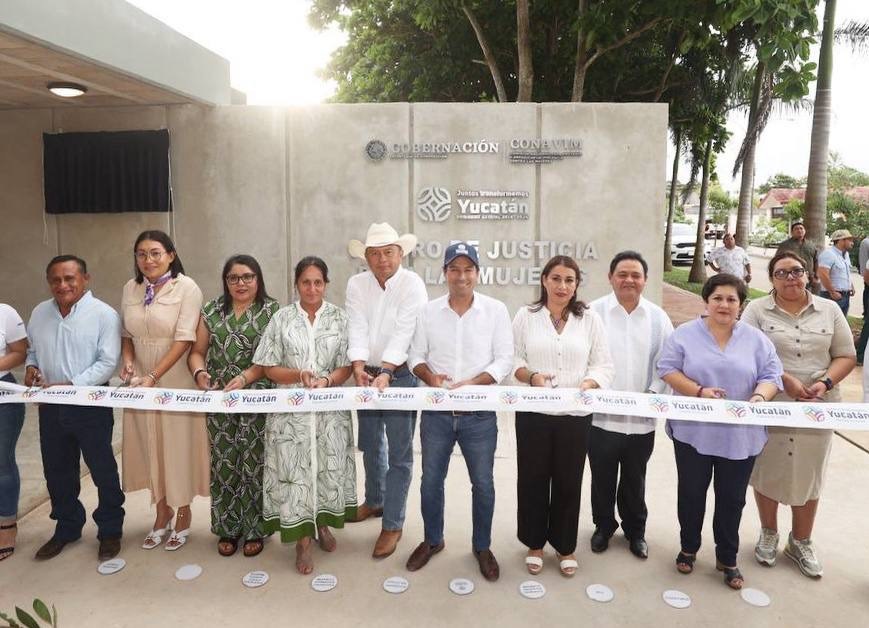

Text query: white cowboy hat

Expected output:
[348,222,418,259]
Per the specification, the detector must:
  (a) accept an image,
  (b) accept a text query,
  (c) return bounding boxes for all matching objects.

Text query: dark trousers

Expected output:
[857,283,869,363]
[819,290,850,316]
[516,412,590,555]
[39,404,124,541]
[588,426,655,540]
[673,438,755,566]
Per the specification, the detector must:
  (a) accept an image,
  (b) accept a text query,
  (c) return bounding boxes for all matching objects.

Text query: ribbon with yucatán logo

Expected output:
[2,382,869,431]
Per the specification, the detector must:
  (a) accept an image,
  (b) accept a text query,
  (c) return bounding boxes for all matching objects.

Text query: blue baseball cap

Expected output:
[443,241,479,269]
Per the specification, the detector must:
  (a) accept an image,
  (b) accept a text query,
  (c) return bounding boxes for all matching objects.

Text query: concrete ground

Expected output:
[3,286,869,627]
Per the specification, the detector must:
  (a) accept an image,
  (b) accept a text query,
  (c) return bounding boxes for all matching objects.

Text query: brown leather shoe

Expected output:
[98,537,121,561]
[406,541,445,571]
[372,528,402,559]
[347,503,384,523]
[474,549,500,581]
[35,537,73,561]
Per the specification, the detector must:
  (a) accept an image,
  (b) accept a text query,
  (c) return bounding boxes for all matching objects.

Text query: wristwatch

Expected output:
[379,367,395,382]
[819,377,834,391]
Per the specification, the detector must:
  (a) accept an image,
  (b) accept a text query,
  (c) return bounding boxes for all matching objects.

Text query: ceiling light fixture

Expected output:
[47,82,87,98]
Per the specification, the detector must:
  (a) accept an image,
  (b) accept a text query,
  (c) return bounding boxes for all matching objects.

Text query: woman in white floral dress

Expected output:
[253,256,357,574]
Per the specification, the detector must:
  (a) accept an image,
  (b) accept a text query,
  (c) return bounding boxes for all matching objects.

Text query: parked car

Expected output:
[670,223,712,265]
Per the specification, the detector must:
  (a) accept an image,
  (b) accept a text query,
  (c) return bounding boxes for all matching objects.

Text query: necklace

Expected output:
[550,314,564,330]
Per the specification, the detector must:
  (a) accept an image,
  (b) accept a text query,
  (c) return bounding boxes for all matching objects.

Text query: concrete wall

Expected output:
[0,102,666,322]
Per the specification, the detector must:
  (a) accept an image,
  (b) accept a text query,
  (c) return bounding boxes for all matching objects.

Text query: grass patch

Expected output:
[663,266,863,335]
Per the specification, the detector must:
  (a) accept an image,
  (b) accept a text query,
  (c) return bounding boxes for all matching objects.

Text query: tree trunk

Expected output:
[516,0,533,101]
[735,62,765,248]
[688,138,713,284]
[664,128,682,272]
[462,3,508,102]
[571,0,589,101]
[804,0,836,247]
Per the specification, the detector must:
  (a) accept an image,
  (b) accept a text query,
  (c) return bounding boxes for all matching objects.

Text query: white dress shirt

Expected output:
[512,306,614,416]
[408,292,514,384]
[589,293,674,434]
[345,266,428,366]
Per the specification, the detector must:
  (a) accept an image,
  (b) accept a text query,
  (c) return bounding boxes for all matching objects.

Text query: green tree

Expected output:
[758,172,805,193]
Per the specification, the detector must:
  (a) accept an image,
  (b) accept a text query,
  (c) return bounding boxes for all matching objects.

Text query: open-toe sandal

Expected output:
[164,529,189,551]
[218,537,239,557]
[525,554,544,575]
[676,551,696,574]
[717,562,744,590]
[142,527,169,550]
[0,522,17,561]
[557,554,578,578]
[243,538,264,557]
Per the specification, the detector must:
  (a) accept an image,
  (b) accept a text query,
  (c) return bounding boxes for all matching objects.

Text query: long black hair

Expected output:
[529,255,587,318]
[133,230,184,284]
[221,254,272,315]
[294,256,330,285]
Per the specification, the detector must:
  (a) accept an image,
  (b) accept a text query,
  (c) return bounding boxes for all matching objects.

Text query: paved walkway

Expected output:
[3,286,869,626]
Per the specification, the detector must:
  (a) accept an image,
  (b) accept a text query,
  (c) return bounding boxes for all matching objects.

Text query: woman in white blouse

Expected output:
[512,256,614,577]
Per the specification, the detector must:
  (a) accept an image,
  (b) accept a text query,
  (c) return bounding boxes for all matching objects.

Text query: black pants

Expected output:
[516,412,590,555]
[673,438,755,566]
[588,426,655,539]
[857,282,869,363]
[39,404,125,541]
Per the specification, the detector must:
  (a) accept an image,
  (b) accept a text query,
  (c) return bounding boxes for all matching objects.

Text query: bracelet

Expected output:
[192,368,206,381]
[750,393,766,402]
[379,367,395,382]
[528,371,539,386]
[325,374,333,387]
[146,371,159,384]
[696,386,704,397]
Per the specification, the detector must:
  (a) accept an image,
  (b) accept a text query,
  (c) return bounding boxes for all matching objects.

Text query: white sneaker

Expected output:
[784,533,823,578]
[754,527,779,566]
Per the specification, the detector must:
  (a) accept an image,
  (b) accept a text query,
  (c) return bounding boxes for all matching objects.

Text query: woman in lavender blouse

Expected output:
[658,274,783,590]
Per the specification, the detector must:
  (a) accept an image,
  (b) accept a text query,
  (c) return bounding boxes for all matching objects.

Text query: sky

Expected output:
[127,0,869,194]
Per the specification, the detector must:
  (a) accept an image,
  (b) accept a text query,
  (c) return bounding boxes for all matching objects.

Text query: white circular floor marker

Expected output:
[741,588,771,607]
[519,580,546,599]
[662,589,691,609]
[383,576,409,594]
[242,571,270,588]
[97,558,126,575]
[175,564,203,581]
[311,573,338,592]
[449,578,475,596]
[586,584,614,603]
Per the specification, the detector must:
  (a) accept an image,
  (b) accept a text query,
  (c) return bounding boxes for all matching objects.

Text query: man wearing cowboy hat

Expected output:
[345,222,428,559]
[817,229,856,315]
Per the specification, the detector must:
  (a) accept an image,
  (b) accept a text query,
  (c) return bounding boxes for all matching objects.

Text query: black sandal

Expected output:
[0,522,17,562]
[675,551,695,574]
[217,537,239,557]
[717,562,744,590]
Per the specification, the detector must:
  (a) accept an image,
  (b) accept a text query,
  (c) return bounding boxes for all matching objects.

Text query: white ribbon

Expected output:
[2,381,867,431]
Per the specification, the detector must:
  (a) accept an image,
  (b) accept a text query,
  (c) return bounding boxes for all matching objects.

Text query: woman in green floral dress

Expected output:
[188,254,279,557]
[253,256,357,575]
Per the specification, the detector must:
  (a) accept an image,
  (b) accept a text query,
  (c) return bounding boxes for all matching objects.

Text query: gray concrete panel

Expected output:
[541,103,668,305]
[169,104,289,306]
[288,103,411,307]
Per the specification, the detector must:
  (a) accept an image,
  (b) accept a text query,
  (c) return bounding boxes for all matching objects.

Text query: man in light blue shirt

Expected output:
[817,229,855,315]
[25,255,124,561]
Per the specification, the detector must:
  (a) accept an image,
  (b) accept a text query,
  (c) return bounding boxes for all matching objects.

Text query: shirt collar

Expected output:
[295,301,326,320]
[605,291,648,315]
[53,290,92,315]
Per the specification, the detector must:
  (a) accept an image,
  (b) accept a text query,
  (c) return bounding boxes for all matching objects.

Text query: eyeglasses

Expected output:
[135,250,166,262]
[226,273,257,285]
[773,268,806,279]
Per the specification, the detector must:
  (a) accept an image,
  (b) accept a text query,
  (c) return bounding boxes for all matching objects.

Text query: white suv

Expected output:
[670,223,711,265]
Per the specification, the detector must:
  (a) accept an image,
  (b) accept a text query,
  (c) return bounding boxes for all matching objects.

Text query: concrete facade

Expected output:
[0,102,666,318]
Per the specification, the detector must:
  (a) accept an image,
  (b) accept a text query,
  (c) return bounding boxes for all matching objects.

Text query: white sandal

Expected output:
[142,527,169,550]
[525,555,544,575]
[558,556,578,578]
[164,528,190,551]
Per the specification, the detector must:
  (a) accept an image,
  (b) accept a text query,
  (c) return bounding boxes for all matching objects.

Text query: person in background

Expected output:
[0,303,28,561]
[708,233,751,284]
[776,222,819,293]
[188,254,280,558]
[816,229,855,315]
[253,256,356,575]
[25,256,124,561]
[742,251,855,578]
[588,251,673,560]
[658,274,782,590]
[854,235,869,364]
[121,230,208,552]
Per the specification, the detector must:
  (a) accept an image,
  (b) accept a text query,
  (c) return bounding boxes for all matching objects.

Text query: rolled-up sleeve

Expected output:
[657,332,685,379]
[345,277,369,363]
[584,312,614,389]
[756,334,784,389]
[483,301,514,383]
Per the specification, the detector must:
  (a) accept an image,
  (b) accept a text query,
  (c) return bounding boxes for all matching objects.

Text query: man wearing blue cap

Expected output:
[406,241,514,581]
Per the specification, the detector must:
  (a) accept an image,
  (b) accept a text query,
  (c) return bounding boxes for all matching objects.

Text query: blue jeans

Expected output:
[356,370,417,530]
[39,404,125,541]
[420,410,497,552]
[820,290,850,316]
[0,373,25,518]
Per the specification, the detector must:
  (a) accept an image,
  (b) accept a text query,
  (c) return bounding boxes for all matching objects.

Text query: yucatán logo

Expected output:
[416,187,452,222]
[804,406,826,423]
[365,139,387,162]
